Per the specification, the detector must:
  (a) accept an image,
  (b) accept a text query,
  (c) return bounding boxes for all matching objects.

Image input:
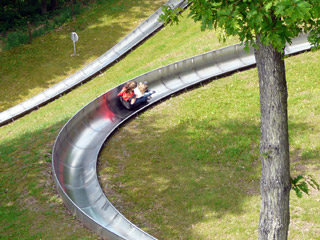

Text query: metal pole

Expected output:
[71,32,79,56]
[73,41,76,56]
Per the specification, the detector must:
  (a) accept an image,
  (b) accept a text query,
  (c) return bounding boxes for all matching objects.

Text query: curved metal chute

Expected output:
[52,35,311,239]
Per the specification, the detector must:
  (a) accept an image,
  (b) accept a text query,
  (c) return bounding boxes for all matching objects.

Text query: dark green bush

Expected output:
[4,31,29,50]
[1,0,109,50]
[0,0,88,34]
[32,27,46,39]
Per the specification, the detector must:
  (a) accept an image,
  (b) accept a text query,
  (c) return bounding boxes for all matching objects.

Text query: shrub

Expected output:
[1,0,95,50]
[32,27,46,38]
[4,31,29,50]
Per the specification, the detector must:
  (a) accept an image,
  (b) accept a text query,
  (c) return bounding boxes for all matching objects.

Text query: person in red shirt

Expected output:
[117,81,137,104]
[118,81,156,109]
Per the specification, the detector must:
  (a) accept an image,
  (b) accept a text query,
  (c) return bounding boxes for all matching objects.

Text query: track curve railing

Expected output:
[0,0,188,127]
[52,34,311,239]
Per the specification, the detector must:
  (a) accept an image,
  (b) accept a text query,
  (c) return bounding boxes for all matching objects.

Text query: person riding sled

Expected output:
[117,81,155,109]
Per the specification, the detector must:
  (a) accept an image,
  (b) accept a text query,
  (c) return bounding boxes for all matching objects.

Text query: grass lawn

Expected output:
[0,1,319,239]
[0,4,238,239]
[0,0,168,113]
[98,49,320,240]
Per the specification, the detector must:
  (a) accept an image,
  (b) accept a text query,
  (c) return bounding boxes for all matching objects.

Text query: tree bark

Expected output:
[41,0,47,14]
[27,21,32,44]
[71,0,75,19]
[255,35,291,240]
[50,0,58,10]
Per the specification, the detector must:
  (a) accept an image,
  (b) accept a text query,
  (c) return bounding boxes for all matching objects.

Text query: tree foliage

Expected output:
[0,0,88,33]
[161,0,320,52]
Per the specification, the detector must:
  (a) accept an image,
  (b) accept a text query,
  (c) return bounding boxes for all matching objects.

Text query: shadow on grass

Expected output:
[0,100,318,239]
[289,122,320,175]
[0,0,165,112]
[98,111,320,239]
[0,119,97,239]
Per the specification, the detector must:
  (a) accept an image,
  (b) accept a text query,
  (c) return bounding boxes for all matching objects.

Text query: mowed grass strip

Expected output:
[98,50,320,240]
[0,7,238,240]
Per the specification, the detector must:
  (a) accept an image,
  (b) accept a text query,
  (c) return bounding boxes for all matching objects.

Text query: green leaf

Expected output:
[264,2,273,10]
[297,182,309,195]
[296,189,303,198]
[291,175,303,185]
[293,186,303,198]
[291,174,319,198]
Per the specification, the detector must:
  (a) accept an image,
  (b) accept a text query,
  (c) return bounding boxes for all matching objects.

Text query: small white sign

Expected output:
[71,32,78,42]
[71,32,79,56]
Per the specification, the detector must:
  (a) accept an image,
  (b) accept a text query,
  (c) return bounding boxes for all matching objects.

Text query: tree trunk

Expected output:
[41,0,47,14]
[51,0,58,10]
[71,0,74,19]
[27,21,32,44]
[255,35,291,240]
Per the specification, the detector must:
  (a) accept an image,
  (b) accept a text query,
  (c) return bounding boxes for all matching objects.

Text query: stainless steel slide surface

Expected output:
[0,0,188,126]
[52,35,310,240]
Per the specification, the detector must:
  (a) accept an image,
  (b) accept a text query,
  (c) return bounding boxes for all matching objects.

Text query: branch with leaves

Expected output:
[291,175,320,198]
[160,0,320,53]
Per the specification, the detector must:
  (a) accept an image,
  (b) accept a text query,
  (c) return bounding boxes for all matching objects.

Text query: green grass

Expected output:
[0,4,238,239]
[0,1,319,239]
[0,0,238,113]
[0,0,168,112]
[98,50,320,240]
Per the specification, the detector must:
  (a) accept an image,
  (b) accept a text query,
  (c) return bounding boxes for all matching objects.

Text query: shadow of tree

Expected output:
[0,119,99,239]
[98,110,320,240]
[289,121,320,175]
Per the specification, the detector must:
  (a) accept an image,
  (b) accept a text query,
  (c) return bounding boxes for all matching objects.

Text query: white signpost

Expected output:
[71,32,79,56]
